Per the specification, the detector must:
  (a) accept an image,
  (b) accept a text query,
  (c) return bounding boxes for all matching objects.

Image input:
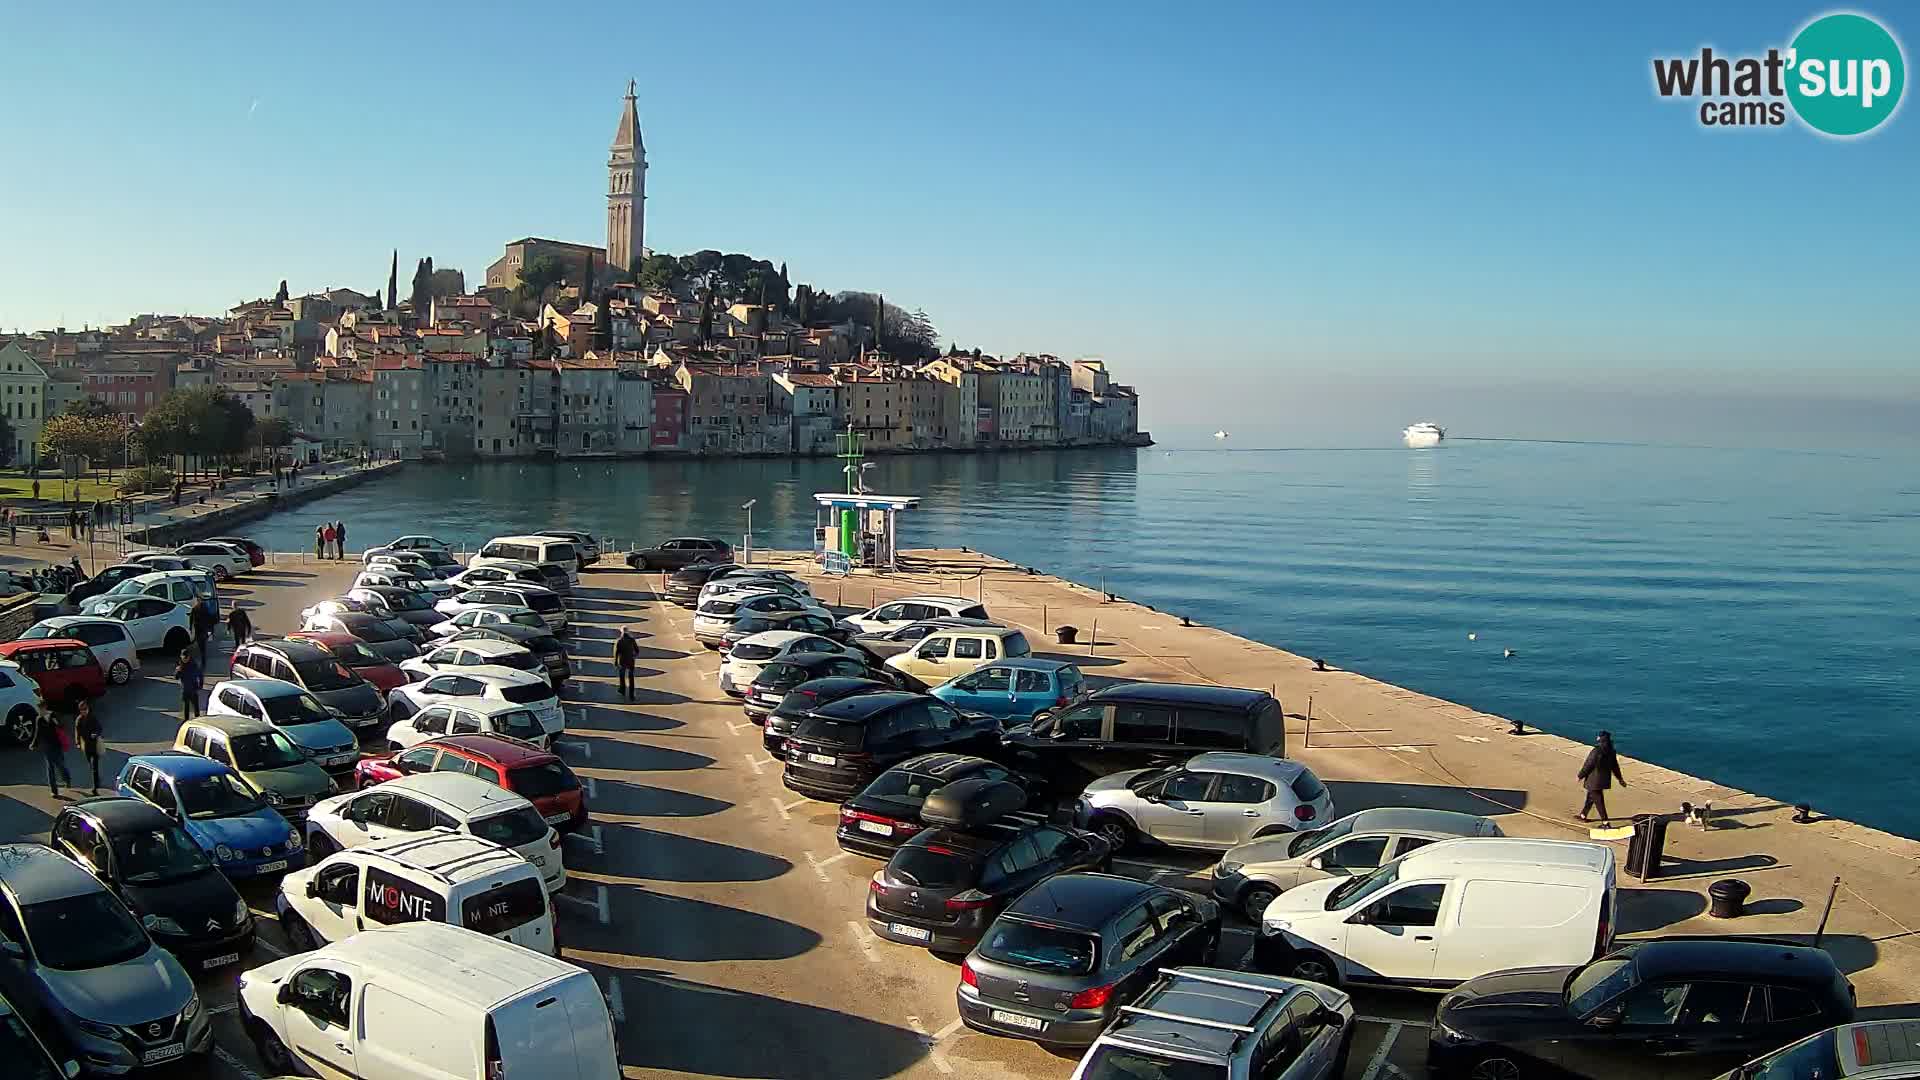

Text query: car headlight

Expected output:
[287,830,304,851]
[1216,861,1243,877]
[179,995,203,1024]
[1260,917,1289,938]
[234,898,253,924]
[215,844,235,862]
[142,914,185,936]
[1433,1021,1470,1045]
[74,1018,122,1041]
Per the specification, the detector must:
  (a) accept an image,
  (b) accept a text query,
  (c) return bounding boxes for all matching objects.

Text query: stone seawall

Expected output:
[129,462,403,547]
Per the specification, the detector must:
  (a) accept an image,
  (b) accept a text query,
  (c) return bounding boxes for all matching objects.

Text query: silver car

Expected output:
[1211,807,1502,921]
[0,844,212,1074]
[1076,753,1335,852]
[692,591,829,647]
[1069,967,1353,1080]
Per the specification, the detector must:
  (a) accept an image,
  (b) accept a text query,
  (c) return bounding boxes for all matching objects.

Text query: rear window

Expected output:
[543,544,576,562]
[460,877,547,936]
[499,683,552,705]
[793,717,866,750]
[704,601,741,616]
[977,919,1098,976]
[1002,632,1031,658]
[497,652,541,672]
[495,710,545,740]
[295,660,358,691]
[521,593,562,613]
[731,643,779,661]
[756,662,810,687]
[470,807,550,848]
[1289,769,1327,802]
[888,844,977,888]
[526,635,564,654]
[352,619,399,642]
[508,761,579,797]
[1079,1048,1226,1080]
[264,693,335,725]
[363,867,448,926]
[864,769,960,804]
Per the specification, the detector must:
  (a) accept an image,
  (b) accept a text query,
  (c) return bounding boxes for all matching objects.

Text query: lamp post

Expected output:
[741,498,756,566]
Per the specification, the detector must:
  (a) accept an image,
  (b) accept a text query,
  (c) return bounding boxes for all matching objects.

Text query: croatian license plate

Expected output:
[806,753,836,766]
[991,1010,1045,1032]
[888,922,932,942]
[544,811,571,825]
[256,859,288,873]
[202,952,241,970]
[857,820,892,836]
[141,1044,186,1064]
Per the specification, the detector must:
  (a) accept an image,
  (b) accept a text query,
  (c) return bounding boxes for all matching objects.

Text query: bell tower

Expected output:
[607,80,647,275]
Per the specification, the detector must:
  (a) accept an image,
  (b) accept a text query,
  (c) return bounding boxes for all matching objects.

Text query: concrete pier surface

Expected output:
[0,546,1912,1079]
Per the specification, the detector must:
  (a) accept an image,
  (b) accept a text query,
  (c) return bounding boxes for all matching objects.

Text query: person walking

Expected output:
[315,524,326,558]
[334,520,347,559]
[5,507,15,544]
[323,522,337,559]
[227,605,253,653]
[32,709,74,798]
[191,596,217,667]
[76,697,103,794]
[615,627,640,700]
[176,649,203,720]
[1577,730,1627,824]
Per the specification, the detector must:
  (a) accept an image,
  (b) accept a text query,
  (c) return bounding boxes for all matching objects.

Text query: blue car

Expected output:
[930,658,1087,723]
[114,752,306,879]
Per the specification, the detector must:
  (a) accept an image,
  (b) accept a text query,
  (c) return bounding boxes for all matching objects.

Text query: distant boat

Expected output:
[1403,422,1445,448]
[1212,430,1230,440]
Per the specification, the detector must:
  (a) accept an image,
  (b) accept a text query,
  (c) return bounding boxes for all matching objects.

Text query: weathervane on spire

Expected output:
[626,78,636,97]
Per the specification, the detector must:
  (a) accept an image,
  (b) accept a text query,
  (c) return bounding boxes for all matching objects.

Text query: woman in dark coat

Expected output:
[1577,730,1627,823]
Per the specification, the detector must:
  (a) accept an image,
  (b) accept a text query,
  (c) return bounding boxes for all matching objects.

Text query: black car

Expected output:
[662,562,746,605]
[61,564,153,610]
[763,677,893,754]
[47,798,255,973]
[230,639,385,727]
[782,692,1002,801]
[837,753,1028,860]
[745,653,884,721]
[1429,939,1856,1080]
[1001,683,1287,796]
[446,625,571,685]
[322,612,423,661]
[628,537,733,571]
[867,801,1110,954]
[355,585,443,627]
[957,874,1221,1048]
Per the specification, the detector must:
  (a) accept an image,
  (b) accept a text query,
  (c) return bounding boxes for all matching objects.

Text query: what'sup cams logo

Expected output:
[1653,11,1905,136]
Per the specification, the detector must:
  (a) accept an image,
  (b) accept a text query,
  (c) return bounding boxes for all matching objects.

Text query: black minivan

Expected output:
[781,692,1001,800]
[999,683,1286,795]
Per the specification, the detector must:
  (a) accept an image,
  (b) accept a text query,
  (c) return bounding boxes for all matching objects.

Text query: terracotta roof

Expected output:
[783,373,839,387]
[372,354,421,371]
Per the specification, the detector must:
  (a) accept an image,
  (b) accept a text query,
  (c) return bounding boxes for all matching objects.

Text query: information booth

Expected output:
[813,493,919,573]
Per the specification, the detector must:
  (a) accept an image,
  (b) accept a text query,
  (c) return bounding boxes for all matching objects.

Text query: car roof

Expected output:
[811,691,921,720]
[126,569,207,585]
[67,796,174,832]
[0,843,105,903]
[287,630,358,648]
[1090,682,1273,708]
[1401,838,1614,882]
[1003,872,1159,931]
[778,653,863,670]
[1182,752,1310,780]
[883,595,977,607]
[382,773,530,815]
[350,831,533,884]
[424,665,547,688]
[36,616,121,629]
[430,695,544,717]
[1626,938,1843,985]
[980,658,1075,673]
[249,639,333,664]
[186,714,278,737]
[1839,1021,1920,1076]
[737,629,819,647]
[130,751,232,779]
[786,676,891,699]
[434,638,525,655]
[1103,968,1318,1062]
[489,534,573,545]
[1339,807,1497,834]
[0,637,85,651]
[894,752,1002,778]
[665,537,726,544]
[316,922,578,1004]
[221,677,310,699]
[926,625,1023,640]
[429,733,557,765]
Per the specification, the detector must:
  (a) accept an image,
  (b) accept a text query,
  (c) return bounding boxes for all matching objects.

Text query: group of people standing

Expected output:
[314,519,350,559]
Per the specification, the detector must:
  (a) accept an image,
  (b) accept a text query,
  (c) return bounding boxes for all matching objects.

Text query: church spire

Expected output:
[607,81,647,275]
[611,79,642,152]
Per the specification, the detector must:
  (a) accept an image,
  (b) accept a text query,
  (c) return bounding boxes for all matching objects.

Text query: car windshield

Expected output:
[230,731,308,770]
[471,807,550,847]
[733,618,778,635]
[385,591,432,611]
[1079,1047,1227,1080]
[1128,765,1182,791]
[703,600,741,616]
[793,717,867,749]
[499,683,552,705]
[18,625,54,639]
[527,635,563,654]
[1289,814,1360,857]
[731,643,780,661]
[496,709,545,739]
[508,761,579,797]
[264,693,336,724]
[113,825,214,884]
[176,773,268,818]
[754,661,811,687]
[521,593,561,612]
[329,642,385,666]
[350,619,398,642]
[295,660,358,691]
[1567,957,1638,1017]
[977,919,1098,975]
[23,892,150,971]
[1327,860,1400,910]
[420,550,457,567]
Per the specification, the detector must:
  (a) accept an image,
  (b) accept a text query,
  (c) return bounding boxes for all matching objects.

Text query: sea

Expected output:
[245,441,1920,838]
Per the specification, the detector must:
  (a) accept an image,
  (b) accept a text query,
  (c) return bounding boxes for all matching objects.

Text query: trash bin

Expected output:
[1056,626,1078,645]
[1709,878,1751,918]
[1625,813,1671,880]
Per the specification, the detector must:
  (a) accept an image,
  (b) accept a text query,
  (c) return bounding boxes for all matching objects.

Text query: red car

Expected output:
[354,733,588,831]
[0,639,107,706]
[207,536,268,567]
[287,630,408,696]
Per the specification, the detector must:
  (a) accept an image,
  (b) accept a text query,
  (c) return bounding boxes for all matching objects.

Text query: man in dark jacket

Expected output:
[615,627,639,700]
[1577,730,1627,824]
[190,597,217,667]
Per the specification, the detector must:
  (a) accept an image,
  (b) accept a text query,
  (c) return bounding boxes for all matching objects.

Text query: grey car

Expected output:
[1076,753,1336,853]
[1212,807,1503,921]
[1068,967,1354,1080]
[0,844,212,1074]
[852,618,1003,661]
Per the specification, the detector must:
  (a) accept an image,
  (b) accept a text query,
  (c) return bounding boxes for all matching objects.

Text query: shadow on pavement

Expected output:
[569,709,686,734]
[566,889,820,962]
[578,740,713,773]
[581,779,729,819]
[1324,780,1529,817]
[1617,887,1709,933]
[596,824,790,883]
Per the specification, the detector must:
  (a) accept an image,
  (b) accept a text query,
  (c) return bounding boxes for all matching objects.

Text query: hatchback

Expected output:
[300,612,423,661]
[1077,753,1336,852]
[115,753,305,878]
[843,595,991,634]
[385,669,563,739]
[720,629,859,695]
[958,874,1221,1048]
[1213,808,1503,921]
[429,604,550,639]
[62,563,153,608]
[782,691,1003,800]
[19,617,139,685]
[77,594,194,654]
[851,617,1005,661]
[170,542,250,581]
[761,676,893,755]
[1070,968,1355,1080]
[204,536,267,567]
[385,696,556,751]
[695,593,828,649]
[205,679,363,777]
[400,638,552,687]
[443,625,571,686]
[171,717,336,824]
[445,563,550,593]
[718,611,850,655]
[354,734,588,832]
[230,639,386,728]
[661,562,754,605]
[744,652,884,721]
[303,771,565,892]
[932,658,1085,724]
[284,630,410,698]
[1713,1020,1920,1080]
[0,639,106,708]
[885,626,1034,687]
[346,584,444,627]
[837,753,1029,860]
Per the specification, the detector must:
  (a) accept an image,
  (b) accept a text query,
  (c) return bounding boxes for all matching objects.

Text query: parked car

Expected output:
[1430,939,1856,1080]
[443,624,571,686]
[384,668,563,741]
[1069,968,1355,1080]
[843,595,992,634]
[472,535,581,584]
[369,534,451,554]
[661,561,756,605]
[445,562,549,592]
[365,551,439,579]
[345,584,444,627]
[204,536,267,567]
[743,652,886,721]
[353,735,587,832]
[721,629,862,696]
[0,844,213,1074]
[300,595,375,622]
[0,639,106,708]
[75,594,194,654]
[284,630,410,698]
[1214,808,1504,922]
[1711,1020,1920,1080]
[435,585,569,634]
[48,798,255,973]
[932,658,1085,724]
[386,696,558,752]
[762,676,894,755]
[353,566,456,600]
[62,562,154,609]
[851,617,1005,661]
[115,752,305,878]
[1256,837,1617,989]
[169,542,250,581]
[696,574,813,605]
[399,637,552,687]
[277,832,556,955]
[958,873,1221,1048]
[428,604,550,639]
[533,529,600,567]
[837,752,1030,860]
[205,679,363,777]
[0,985,79,1080]
[1002,682,1288,796]
[100,568,217,607]
[0,662,46,747]
[236,922,617,1080]
[1076,753,1336,853]
[303,771,565,892]
[719,610,851,655]
[172,716,336,824]
[783,691,1003,800]
[229,639,386,729]
[364,545,461,578]
[627,536,732,570]
[299,611,423,661]
[694,592,830,648]
[19,616,139,685]
[885,625,1034,688]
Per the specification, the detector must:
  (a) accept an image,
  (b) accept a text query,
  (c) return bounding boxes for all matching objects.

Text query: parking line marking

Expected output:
[581,776,597,797]
[770,797,792,821]
[563,738,591,758]
[1359,1022,1402,1080]
[607,975,625,1023]
[254,937,287,958]
[805,850,849,882]
[597,883,609,924]
[556,884,611,924]
[564,825,604,854]
[744,753,766,775]
[1356,1015,1430,1029]
[728,721,757,734]
[783,797,810,813]
[905,1016,954,1075]
[930,1017,964,1041]
[846,920,881,964]
[215,1045,263,1080]
[210,1002,238,1015]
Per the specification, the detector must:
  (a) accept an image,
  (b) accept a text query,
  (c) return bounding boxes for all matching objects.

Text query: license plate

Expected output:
[544,812,571,825]
[806,753,836,766]
[888,922,931,942]
[990,1010,1044,1032]
[255,859,288,873]
[202,952,241,970]
[141,1044,186,1064]
[857,820,892,836]
[532,855,547,867]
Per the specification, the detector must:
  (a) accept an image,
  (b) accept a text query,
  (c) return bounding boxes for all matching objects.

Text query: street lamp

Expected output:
[741,499,756,566]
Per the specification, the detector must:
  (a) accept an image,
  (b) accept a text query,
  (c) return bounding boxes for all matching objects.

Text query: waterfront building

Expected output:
[0,342,50,465]
[617,368,653,454]
[977,364,1047,443]
[775,372,843,455]
[45,369,87,419]
[649,382,687,449]
[371,354,427,457]
[921,357,981,448]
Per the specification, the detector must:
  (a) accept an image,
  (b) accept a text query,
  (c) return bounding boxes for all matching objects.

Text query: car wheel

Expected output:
[1241,884,1281,922]
[283,913,320,953]
[1090,814,1134,852]
[1289,951,1339,985]
[108,658,132,685]
[212,565,230,582]
[1469,1055,1525,1080]
[164,628,190,653]
[250,1020,295,1074]
[4,705,35,747]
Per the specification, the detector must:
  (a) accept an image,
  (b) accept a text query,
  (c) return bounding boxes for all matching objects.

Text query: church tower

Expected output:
[607,80,647,276]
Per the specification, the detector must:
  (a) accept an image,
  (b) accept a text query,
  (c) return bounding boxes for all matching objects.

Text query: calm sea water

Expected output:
[247,443,1920,837]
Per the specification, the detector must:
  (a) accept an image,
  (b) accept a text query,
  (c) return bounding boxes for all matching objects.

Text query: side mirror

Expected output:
[1589,1009,1623,1030]
[277,982,296,1005]
[1306,855,1325,870]
[1315,1008,1345,1030]
[305,879,321,899]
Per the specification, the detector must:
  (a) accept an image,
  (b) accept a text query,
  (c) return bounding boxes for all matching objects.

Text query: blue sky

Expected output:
[1,2,1914,440]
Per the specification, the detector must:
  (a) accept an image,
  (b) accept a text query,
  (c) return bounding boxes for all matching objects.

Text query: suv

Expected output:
[206,679,362,777]
[1002,683,1288,796]
[443,624,572,686]
[230,639,385,728]
[762,676,892,755]
[1077,753,1336,853]
[0,639,105,708]
[353,735,588,832]
[1069,968,1354,1080]
[852,617,1005,661]
[304,771,565,892]
[437,585,569,634]
[843,595,991,634]
[781,691,1002,800]
[627,537,732,570]
[172,716,335,824]
[78,594,194,654]
[299,611,422,662]
[533,530,600,567]
[719,610,850,654]
[742,652,883,721]
[694,591,828,648]
[662,562,752,605]
[384,669,563,742]
[386,696,557,752]
[346,584,443,627]
[400,637,552,687]
[284,630,411,698]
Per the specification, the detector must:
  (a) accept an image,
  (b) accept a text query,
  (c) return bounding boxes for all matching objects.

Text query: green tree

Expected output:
[793,284,814,325]
[387,249,398,310]
[0,411,15,467]
[513,256,569,315]
[639,253,678,291]
[255,416,292,451]
[65,396,115,419]
[411,257,434,314]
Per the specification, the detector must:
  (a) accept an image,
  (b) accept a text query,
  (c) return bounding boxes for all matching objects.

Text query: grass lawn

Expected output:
[0,474,129,503]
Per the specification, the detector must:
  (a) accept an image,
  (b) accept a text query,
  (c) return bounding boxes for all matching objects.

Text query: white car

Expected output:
[367,551,437,576]
[444,562,548,592]
[841,595,990,634]
[434,585,569,633]
[300,596,376,623]
[385,668,564,741]
[385,694,561,752]
[0,660,48,746]
[100,569,216,607]
[367,534,451,555]
[719,630,862,697]
[428,605,550,639]
[303,771,565,891]
[170,541,252,582]
[696,576,814,605]
[353,568,455,599]
[692,591,831,646]
[399,638,551,686]
[19,616,139,684]
[75,594,195,653]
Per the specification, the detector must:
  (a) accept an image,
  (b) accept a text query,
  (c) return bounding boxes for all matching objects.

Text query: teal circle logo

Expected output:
[1787,13,1905,136]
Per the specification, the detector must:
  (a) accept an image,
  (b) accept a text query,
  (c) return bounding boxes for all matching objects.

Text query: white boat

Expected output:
[1403,422,1445,448]
[1212,430,1230,440]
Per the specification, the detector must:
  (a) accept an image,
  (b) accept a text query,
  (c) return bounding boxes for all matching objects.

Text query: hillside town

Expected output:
[0,85,1144,466]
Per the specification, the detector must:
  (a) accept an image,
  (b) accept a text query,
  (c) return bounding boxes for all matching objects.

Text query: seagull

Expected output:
[1212,430,1230,440]
[1503,649,1515,659]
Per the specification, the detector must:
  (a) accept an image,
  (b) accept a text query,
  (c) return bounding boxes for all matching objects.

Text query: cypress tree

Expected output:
[387,250,398,310]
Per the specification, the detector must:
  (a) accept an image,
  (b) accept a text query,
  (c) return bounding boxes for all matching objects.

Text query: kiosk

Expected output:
[812,493,919,573]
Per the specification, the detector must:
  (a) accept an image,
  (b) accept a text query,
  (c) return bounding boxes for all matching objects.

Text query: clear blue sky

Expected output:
[2,2,1914,441]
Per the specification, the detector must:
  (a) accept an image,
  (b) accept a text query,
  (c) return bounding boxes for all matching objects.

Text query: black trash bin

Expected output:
[1625,813,1671,880]
[1709,878,1751,918]
[1056,626,1078,645]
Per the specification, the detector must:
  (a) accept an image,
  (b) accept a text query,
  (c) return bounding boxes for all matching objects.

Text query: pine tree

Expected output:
[387,250,398,311]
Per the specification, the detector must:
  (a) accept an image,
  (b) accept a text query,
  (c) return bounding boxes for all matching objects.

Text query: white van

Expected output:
[238,921,618,1080]
[472,535,581,584]
[1254,837,1615,989]
[277,831,557,956]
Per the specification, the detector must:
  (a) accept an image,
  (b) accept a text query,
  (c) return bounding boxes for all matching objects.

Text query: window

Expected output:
[348,791,394,824]
[1147,892,1195,933]
[996,834,1043,878]
[1622,983,1689,1026]
[1290,770,1328,803]
[1027,827,1078,862]
[1162,772,1216,802]
[183,728,208,755]
[953,637,983,660]
[387,797,439,832]
[1113,704,1174,743]
[1368,883,1444,927]
[315,863,359,905]
[916,637,950,659]
[1394,836,1437,858]
[1014,669,1051,694]
[1111,904,1160,962]
[414,709,450,735]
[1769,987,1824,1023]
[206,738,232,766]
[1678,982,1764,1026]
[1215,774,1276,804]
[288,968,352,1029]
[1320,836,1390,870]
[1176,708,1246,750]
[395,748,440,773]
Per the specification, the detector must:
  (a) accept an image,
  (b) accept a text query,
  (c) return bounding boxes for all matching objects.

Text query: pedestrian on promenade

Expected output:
[615,627,639,699]
[315,524,325,558]
[334,520,347,558]
[1577,730,1627,824]
[176,649,203,720]
[227,605,253,654]
[190,596,216,667]
[76,697,103,794]
[5,507,15,544]
[69,555,83,581]
[323,523,337,559]
[31,709,74,798]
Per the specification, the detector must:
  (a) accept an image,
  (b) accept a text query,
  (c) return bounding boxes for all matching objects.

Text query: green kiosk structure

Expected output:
[813,425,918,572]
